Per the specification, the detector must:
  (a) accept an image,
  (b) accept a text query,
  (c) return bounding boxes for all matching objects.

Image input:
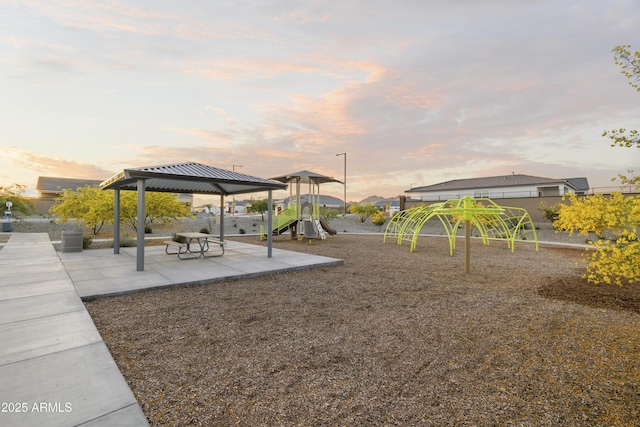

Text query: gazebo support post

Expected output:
[463,196,471,274]
[464,220,471,274]
[136,179,145,272]
[268,190,273,258]
[113,188,120,254]
[219,195,225,241]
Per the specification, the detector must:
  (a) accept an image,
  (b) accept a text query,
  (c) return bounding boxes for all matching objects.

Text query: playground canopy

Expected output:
[101,162,288,271]
[270,170,342,185]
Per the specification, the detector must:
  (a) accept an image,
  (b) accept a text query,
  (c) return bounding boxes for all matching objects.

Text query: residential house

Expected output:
[406,174,589,202]
[279,194,344,210]
[374,198,401,215]
[34,176,104,214]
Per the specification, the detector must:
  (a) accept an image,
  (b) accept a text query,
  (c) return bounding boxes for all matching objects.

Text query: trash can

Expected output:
[2,211,11,232]
[61,231,83,252]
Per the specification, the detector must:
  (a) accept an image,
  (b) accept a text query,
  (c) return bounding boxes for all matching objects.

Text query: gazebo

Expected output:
[100,162,288,271]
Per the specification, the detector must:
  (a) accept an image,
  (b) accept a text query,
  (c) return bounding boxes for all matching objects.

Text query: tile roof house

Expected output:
[36,176,194,204]
[406,174,589,202]
[36,177,104,199]
[34,175,195,215]
[32,176,106,215]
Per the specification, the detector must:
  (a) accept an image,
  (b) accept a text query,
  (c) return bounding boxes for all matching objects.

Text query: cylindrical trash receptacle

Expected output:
[61,231,83,252]
[2,211,11,232]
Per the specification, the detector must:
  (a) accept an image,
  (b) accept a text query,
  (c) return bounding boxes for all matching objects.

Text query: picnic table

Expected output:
[164,232,226,259]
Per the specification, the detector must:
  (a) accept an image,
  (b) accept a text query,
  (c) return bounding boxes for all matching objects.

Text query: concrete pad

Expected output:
[0,310,103,366]
[80,404,149,426]
[0,290,84,325]
[0,342,147,427]
[0,268,71,286]
[0,279,75,300]
[65,242,343,299]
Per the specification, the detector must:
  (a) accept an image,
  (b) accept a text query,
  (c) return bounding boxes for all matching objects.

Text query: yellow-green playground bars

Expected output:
[383,196,538,271]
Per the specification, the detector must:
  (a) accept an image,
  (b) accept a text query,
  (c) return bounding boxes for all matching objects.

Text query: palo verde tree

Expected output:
[0,184,35,217]
[50,186,113,235]
[603,45,640,188]
[51,186,194,234]
[372,210,387,230]
[555,45,640,286]
[119,191,194,232]
[349,203,379,223]
[246,197,272,221]
[554,193,639,285]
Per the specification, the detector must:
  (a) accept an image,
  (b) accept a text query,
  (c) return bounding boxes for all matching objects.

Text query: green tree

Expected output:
[612,44,640,92]
[555,45,640,285]
[555,193,639,285]
[247,198,272,221]
[348,203,379,223]
[50,187,194,234]
[0,184,35,217]
[50,186,113,235]
[119,192,194,232]
[603,45,640,187]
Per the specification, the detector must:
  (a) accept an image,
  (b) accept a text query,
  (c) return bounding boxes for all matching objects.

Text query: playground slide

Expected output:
[318,217,337,235]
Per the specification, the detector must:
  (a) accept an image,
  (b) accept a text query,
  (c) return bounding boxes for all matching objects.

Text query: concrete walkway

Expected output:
[0,233,343,426]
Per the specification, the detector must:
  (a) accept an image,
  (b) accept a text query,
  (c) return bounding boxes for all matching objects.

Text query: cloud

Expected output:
[0,146,114,180]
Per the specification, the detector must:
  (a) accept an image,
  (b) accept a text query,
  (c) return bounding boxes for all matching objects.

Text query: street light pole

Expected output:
[336,153,347,216]
[232,164,242,215]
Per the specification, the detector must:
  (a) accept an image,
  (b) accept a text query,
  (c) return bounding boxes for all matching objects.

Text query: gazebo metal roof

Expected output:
[101,162,287,194]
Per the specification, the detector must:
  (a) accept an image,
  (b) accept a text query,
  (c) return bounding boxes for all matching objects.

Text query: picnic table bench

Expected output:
[164,232,226,259]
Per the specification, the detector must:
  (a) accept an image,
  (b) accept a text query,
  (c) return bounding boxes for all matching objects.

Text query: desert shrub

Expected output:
[119,237,136,247]
[537,201,562,223]
[172,233,187,243]
[320,207,339,223]
[82,236,93,249]
[349,203,379,223]
[556,192,640,285]
[372,211,387,230]
[199,227,210,234]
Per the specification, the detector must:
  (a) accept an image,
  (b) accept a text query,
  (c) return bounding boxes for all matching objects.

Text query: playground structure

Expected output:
[384,196,538,273]
[264,170,341,241]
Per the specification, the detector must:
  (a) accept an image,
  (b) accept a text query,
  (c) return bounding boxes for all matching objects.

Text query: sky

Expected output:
[1,0,639,205]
